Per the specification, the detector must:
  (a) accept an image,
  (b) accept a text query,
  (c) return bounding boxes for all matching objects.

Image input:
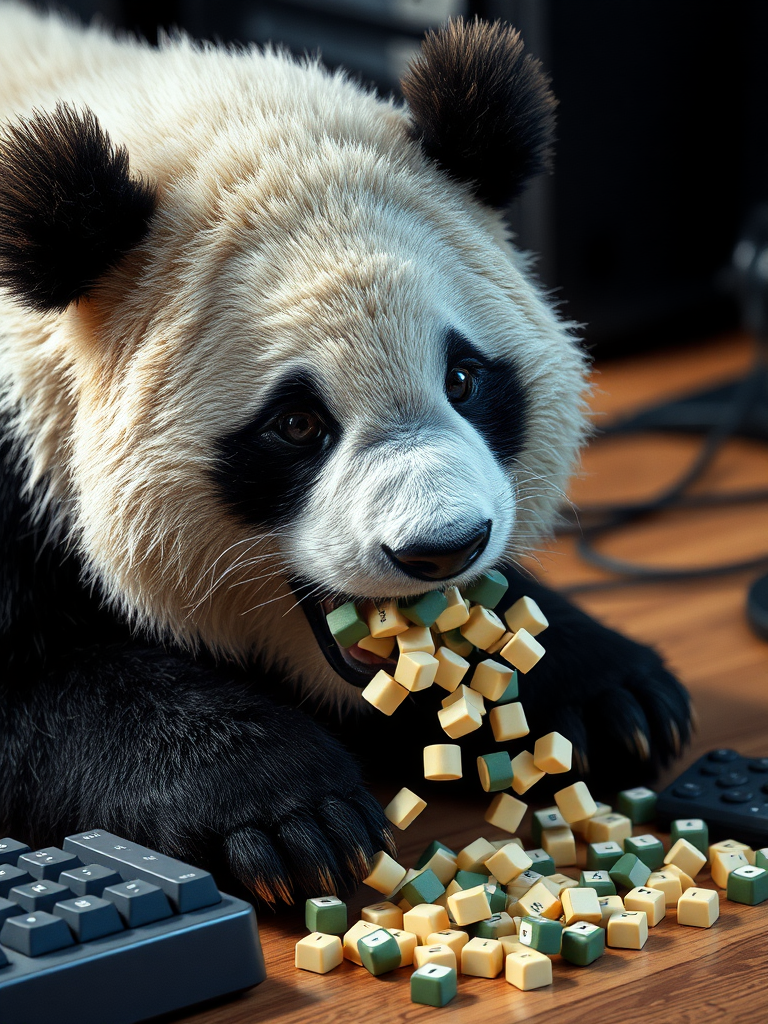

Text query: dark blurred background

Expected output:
[60,0,768,356]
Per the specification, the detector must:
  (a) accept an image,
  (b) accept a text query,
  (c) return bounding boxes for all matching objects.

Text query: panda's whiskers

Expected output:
[238,590,302,617]
[188,530,285,612]
[280,579,327,618]
[225,565,291,599]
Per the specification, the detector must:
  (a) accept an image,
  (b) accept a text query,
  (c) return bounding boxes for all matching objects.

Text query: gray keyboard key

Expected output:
[64,830,220,911]
[0,911,75,957]
[53,896,124,941]
[9,880,71,913]
[103,879,173,927]
[0,839,29,865]
[59,863,122,896]
[19,847,81,881]
[0,897,23,925]
[0,865,31,898]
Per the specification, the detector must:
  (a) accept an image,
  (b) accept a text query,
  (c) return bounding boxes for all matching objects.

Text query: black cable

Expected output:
[556,350,768,596]
[555,205,768,596]
[557,485,768,531]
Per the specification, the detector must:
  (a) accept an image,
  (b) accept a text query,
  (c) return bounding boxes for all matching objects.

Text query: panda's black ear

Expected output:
[400,18,556,209]
[0,103,156,313]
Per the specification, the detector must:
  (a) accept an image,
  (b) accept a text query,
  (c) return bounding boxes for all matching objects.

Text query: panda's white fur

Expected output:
[0,3,588,706]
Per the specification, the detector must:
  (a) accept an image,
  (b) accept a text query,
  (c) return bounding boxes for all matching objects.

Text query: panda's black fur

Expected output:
[0,7,690,904]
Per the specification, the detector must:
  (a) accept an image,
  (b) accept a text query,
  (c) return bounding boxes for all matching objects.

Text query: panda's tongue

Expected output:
[344,642,392,667]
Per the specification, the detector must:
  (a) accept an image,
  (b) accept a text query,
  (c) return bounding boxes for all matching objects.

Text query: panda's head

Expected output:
[0,19,588,704]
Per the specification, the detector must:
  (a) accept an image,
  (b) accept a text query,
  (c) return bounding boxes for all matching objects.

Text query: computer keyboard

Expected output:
[0,828,266,1024]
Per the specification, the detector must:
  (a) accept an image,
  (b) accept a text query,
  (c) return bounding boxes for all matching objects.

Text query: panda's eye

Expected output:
[445,365,475,403]
[275,410,326,446]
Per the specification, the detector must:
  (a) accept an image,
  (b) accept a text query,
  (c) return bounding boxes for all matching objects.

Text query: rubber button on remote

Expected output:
[708,749,739,763]
[720,789,753,804]
[716,772,749,788]
[748,758,768,773]
[673,783,702,798]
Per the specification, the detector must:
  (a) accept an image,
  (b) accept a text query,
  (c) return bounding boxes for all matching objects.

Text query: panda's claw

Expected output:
[276,815,343,897]
[348,789,398,857]
[573,746,590,776]
[633,727,651,761]
[321,794,394,880]
[225,825,293,906]
[219,791,393,905]
[569,659,691,790]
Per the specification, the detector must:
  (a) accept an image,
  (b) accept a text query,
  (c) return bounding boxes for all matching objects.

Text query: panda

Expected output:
[0,3,690,904]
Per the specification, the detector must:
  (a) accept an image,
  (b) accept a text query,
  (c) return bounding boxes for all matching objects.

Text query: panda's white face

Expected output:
[50,144,584,705]
[212,200,522,690]
[0,17,588,705]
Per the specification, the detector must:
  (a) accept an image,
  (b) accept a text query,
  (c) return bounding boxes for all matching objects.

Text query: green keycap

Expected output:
[531,807,567,845]
[358,928,401,975]
[398,868,445,906]
[411,963,457,1007]
[455,870,488,890]
[461,570,509,609]
[560,921,605,966]
[398,591,448,628]
[608,853,651,890]
[670,818,709,858]
[491,668,519,704]
[518,915,563,954]
[525,849,555,876]
[616,787,657,824]
[305,895,347,935]
[440,628,474,657]
[477,752,514,792]
[756,848,768,871]
[473,912,513,940]
[624,834,665,871]
[727,865,768,906]
[586,841,623,871]
[325,602,370,647]
[579,870,616,896]
[484,883,507,914]
[415,840,457,871]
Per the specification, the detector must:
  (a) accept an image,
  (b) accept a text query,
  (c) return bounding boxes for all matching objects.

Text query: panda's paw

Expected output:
[518,610,692,791]
[223,786,395,906]
[556,650,689,791]
[195,708,397,906]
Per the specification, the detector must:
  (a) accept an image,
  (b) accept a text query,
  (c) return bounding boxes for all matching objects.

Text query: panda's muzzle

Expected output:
[290,524,493,687]
[295,583,397,688]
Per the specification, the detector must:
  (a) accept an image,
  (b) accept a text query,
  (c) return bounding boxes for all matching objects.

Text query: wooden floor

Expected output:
[177,333,768,1024]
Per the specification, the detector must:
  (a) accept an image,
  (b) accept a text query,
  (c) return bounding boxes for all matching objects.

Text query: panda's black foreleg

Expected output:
[492,566,693,790]
[0,644,394,905]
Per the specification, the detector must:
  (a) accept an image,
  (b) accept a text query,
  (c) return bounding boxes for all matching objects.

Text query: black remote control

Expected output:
[656,749,768,847]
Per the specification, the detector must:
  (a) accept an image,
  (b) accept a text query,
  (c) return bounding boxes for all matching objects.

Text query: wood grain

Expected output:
[172,333,768,1024]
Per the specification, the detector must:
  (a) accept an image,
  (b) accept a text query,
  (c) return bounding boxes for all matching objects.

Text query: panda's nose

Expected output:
[382,520,492,581]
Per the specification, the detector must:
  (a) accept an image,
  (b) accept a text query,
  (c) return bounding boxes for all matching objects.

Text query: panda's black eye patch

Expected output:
[213,371,339,527]
[444,328,527,464]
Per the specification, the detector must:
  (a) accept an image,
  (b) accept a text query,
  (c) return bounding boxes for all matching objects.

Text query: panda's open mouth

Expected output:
[296,584,399,688]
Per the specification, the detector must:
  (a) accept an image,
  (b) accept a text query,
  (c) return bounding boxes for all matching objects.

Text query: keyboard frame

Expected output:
[0,834,266,1024]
